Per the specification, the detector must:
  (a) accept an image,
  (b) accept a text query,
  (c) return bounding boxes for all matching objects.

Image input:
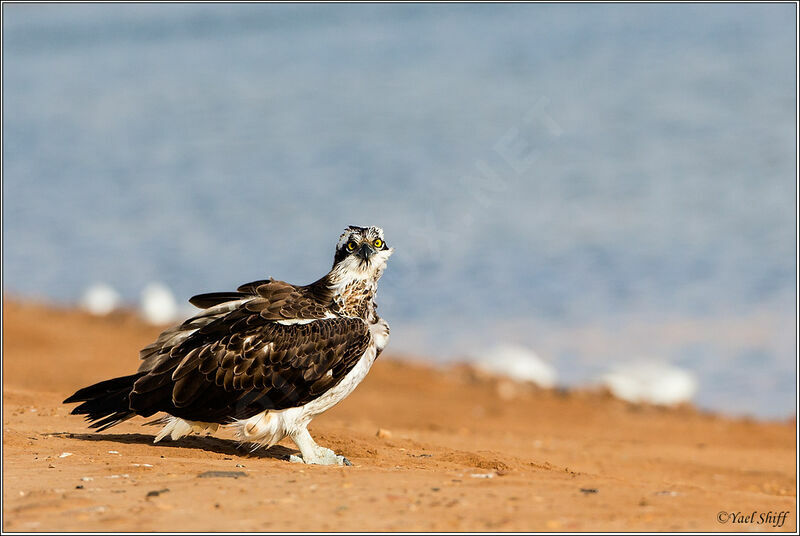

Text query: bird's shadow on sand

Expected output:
[48,431,297,461]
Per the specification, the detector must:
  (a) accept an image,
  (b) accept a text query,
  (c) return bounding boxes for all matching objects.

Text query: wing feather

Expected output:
[236,279,273,294]
[188,292,249,309]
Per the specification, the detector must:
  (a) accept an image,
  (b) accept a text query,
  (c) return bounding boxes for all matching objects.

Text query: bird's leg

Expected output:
[288,427,351,466]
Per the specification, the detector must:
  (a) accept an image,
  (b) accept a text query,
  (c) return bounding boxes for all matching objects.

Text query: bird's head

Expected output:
[331,225,393,281]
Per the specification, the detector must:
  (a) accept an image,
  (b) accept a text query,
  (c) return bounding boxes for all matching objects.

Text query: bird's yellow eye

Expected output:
[373,238,383,248]
[346,241,357,251]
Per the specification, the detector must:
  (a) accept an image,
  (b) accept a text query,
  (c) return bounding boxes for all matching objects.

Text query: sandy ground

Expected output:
[2,299,797,532]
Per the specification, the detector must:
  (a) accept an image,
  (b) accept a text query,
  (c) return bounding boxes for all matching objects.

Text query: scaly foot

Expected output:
[288,445,351,466]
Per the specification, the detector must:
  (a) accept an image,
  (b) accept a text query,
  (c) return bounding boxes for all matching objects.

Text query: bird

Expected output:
[64,225,393,466]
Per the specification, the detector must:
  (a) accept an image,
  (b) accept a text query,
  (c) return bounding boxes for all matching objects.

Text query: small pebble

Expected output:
[197,471,247,479]
[376,428,392,439]
[580,488,598,494]
[59,452,72,458]
[655,490,678,496]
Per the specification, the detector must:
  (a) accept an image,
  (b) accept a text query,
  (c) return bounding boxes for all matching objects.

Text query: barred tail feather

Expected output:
[63,373,145,432]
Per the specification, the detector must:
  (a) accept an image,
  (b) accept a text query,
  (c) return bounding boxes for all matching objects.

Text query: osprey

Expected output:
[64,225,393,466]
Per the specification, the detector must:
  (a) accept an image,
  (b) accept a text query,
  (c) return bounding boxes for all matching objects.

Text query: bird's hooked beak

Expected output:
[356,243,375,261]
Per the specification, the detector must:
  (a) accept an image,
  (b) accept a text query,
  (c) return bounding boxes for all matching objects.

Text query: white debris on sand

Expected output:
[472,344,558,389]
[79,283,121,315]
[140,282,178,325]
[600,361,698,406]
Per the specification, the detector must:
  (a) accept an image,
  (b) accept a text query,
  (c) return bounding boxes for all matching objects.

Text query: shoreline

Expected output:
[2,298,796,531]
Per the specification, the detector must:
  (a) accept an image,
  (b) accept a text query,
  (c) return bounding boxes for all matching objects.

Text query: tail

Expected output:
[63,373,146,432]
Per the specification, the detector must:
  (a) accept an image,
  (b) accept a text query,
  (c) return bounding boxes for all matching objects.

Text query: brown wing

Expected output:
[128,305,371,423]
[185,278,332,321]
[137,298,248,373]
[244,279,332,321]
[139,278,331,373]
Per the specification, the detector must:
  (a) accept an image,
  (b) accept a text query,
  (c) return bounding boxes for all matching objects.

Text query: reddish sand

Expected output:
[2,299,796,531]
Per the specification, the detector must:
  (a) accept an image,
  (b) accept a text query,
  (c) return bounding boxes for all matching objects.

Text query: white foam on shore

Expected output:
[472,344,558,389]
[600,361,698,406]
[140,282,178,325]
[79,283,121,316]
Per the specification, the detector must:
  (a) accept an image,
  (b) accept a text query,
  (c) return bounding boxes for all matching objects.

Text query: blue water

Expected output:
[3,4,796,418]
